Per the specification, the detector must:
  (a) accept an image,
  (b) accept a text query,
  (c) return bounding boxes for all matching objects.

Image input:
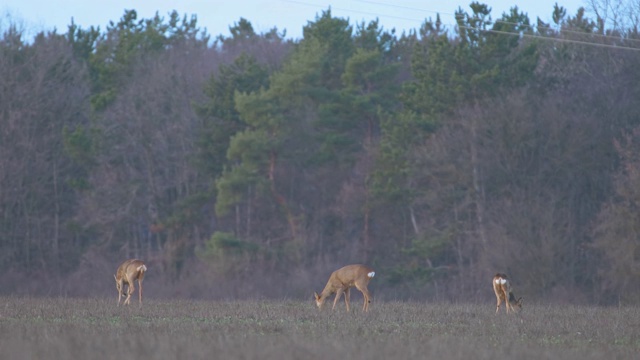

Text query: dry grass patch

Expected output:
[0,298,638,359]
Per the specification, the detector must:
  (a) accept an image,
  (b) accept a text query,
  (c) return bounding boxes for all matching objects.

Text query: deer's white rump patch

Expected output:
[367,272,375,278]
[495,278,507,285]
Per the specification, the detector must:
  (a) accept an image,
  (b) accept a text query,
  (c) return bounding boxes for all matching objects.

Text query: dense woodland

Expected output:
[2,1,640,303]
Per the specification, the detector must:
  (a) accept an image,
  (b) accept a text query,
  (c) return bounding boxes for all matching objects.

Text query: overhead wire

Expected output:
[282,0,640,51]
[461,25,640,51]
[356,0,640,46]
[283,0,426,25]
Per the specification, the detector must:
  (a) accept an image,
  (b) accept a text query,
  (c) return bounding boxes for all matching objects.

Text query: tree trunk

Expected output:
[269,151,297,240]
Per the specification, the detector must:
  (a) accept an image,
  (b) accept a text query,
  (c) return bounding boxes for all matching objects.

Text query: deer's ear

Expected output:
[114,274,117,281]
[314,292,320,300]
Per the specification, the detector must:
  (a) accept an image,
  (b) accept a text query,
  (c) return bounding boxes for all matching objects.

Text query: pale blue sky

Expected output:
[2,0,588,40]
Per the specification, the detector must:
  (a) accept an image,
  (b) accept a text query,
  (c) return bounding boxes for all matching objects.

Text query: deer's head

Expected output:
[514,297,524,310]
[314,292,325,309]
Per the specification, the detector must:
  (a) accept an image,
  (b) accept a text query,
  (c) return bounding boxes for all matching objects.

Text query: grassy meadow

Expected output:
[1,297,639,359]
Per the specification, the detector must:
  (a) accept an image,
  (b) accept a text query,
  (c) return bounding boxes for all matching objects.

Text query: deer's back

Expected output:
[332,264,374,287]
[116,259,145,279]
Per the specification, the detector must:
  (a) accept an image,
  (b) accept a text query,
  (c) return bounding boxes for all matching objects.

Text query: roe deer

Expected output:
[114,259,147,306]
[493,273,523,314]
[314,264,375,312]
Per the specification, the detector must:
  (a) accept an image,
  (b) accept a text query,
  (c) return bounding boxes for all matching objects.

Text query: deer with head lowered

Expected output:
[314,264,375,312]
[114,259,147,306]
[493,273,523,314]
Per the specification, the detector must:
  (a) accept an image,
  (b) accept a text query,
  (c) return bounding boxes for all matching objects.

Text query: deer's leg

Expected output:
[138,279,143,305]
[356,283,372,312]
[117,283,123,306]
[366,290,372,312]
[344,288,351,312]
[124,285,131,305]
[333,288,344,310]
[495,294,502,314]
[126,278,135,305]
[127,286,135,305]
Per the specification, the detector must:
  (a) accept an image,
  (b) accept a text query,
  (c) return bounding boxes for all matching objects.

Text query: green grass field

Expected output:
[1,297,638,359]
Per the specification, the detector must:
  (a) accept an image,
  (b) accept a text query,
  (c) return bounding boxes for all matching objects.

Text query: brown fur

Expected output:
[314,264,375,312]
[114,259,147,306]
[493,273,522,314]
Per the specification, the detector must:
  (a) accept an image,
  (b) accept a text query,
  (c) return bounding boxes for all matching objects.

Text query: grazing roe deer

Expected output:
[493,273,523,314]
[114,259,147,306]
[314,264,376,312]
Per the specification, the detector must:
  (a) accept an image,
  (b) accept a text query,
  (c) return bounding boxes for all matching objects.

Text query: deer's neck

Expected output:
[320,284,336,299]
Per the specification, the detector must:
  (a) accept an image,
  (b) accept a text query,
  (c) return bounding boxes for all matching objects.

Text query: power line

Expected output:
[282,0,640,51]
[462,25,640,51]
[355,0,455,18]
[283,0,426,25]
[355,0,640,46]
[496,20,640,46]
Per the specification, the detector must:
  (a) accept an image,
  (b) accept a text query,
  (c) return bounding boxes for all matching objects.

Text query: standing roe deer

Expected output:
[314,264,375,312]
[114,259,147,306]
[493,273,523,314]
